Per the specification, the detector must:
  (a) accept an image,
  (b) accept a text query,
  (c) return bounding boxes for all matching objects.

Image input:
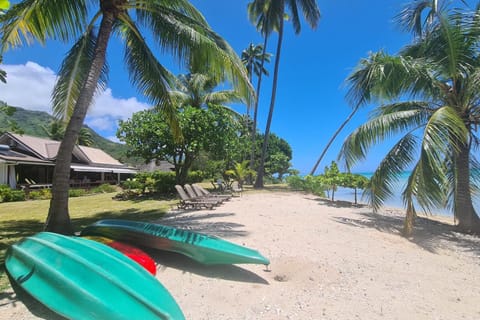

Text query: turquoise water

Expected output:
[334,172,457,217]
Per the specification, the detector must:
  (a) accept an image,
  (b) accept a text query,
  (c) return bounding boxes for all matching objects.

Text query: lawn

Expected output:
[0,192,177,292]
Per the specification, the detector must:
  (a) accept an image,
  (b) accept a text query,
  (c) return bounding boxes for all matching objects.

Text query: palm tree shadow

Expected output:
[148,250,269,285]
[153,211,248,238]
[332,211,480,256]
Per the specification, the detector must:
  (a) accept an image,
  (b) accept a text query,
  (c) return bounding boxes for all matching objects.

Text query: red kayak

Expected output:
[83,236,157,275]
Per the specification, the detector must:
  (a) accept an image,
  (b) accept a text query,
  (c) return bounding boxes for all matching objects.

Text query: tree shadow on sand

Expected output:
[153,211,248,238]
[148,250,269,285]
[331,210,480,257]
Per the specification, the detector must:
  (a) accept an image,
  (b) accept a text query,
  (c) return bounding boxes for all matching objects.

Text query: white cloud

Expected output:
[0,61,56,113]
[0,61,151,136]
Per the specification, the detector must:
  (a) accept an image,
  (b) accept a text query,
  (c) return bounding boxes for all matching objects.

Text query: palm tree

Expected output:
[166,72,245,184]
[170,72,243,111]
[242,43,271,83]
[241,43,271,180]
[309,0,444,176]
[43,120,94,146]
[339,4,480,235]
[248,0,320,188]
[1,0,252,234]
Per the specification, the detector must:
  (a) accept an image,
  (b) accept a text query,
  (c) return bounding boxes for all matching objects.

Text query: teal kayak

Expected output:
[5,232,184,320]
[81,219,270,266]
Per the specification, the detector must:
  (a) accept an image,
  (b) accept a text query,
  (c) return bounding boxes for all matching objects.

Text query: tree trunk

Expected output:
[44,13,115,234]
[454,143,480,233]
[310,103,360,175]
[402,202,416,237]
[250,35,269,180]
[177,153,195,185]
[254,4,284,189]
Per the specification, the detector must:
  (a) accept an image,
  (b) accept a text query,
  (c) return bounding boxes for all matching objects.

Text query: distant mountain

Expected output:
[0,106,141,165]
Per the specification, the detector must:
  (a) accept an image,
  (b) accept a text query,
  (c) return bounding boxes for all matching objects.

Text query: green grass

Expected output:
[0,192,177,292]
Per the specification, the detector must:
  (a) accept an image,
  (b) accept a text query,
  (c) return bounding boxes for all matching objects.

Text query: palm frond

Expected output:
[363,134,418,211]
[52,28,108,121]
[136,2,254,107]
[286,0,321,34]
[402,148,448,211]
[339,104,429,167]
[117,13,180,137]
[422,106,468,157]
[247,0,282,37]
[394,0,446,38]
[1,0,89,51]
[345,52,437,106]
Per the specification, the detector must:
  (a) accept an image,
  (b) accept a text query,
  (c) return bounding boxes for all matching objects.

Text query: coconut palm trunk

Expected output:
[250,35,269,175]
[255,3,284,188]
[454,142,480,232]
[310,103,360,175]
[44,13,115,234]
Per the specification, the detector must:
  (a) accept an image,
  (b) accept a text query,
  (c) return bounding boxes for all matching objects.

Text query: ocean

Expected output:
[333,172,474,217]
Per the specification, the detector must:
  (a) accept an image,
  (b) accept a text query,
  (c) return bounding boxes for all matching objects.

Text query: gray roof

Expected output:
[0,132,134,171]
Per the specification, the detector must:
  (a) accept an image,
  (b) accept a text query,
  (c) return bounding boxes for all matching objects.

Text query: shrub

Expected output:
[28,189,52,200]
[303,175,326,196]
[286,175,305,190]
[69,188,86,197]
[91,183,117,194]
[0,185,26,202]
[9,190,26,202]
[121,178,144,191]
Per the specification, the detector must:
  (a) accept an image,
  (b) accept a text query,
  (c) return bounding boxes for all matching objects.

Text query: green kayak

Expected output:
[5,232,184,320]
[81,219,270,266]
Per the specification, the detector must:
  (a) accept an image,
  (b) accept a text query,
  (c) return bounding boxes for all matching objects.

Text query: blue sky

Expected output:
[0,1,469,174]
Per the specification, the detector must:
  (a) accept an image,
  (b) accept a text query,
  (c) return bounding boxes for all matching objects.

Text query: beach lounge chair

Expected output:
[192,184,232,201]
[174,185,215,210]
[183,184,223,205]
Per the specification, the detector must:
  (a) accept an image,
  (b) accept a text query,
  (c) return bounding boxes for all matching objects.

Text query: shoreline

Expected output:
[1,190,478,319]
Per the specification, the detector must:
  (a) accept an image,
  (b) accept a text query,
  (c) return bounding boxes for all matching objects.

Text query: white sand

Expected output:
[2,191,480,319]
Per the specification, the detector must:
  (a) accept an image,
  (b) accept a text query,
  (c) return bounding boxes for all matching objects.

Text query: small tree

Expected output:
[225,160,256,187]
[340,173,369,204]
[322,161,341,201]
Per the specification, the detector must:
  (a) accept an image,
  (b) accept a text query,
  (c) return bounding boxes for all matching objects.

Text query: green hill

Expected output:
[0,106,139,165]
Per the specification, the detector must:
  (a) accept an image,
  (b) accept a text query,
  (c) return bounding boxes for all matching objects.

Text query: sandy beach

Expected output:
[1,190,480,319]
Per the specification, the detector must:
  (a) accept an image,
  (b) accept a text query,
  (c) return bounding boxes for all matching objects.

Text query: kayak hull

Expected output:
[5,232,184,320]
[81,219,270,266]
[82,235,157,275]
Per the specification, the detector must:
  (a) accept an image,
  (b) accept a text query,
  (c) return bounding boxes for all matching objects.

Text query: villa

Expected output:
[0,132,136,189]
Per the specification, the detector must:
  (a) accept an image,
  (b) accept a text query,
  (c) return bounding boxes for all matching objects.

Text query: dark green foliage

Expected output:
[68,189,86,198]
[120,170,204,197]
[0,185,25,202]
[117,105,242,185]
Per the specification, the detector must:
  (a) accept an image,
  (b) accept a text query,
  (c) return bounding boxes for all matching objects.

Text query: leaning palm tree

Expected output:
[241,42,271,179]
[1,0,252,234]
[339,4,480,235]
[310,0,446,175]
[248,0,320,188]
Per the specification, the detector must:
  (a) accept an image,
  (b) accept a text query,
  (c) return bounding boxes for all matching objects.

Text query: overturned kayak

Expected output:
[82,235,157,275]
[5,232,184,320]
[81,219,270,266]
